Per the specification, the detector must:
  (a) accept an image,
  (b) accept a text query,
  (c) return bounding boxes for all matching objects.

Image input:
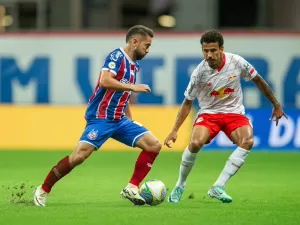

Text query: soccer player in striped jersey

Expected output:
[33,25,161,207]
[165,29,287,203]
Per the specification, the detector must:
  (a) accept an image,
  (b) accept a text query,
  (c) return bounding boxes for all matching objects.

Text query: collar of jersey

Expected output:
[120,47,135,65]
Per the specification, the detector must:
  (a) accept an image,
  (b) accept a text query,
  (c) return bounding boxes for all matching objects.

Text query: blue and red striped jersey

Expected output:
[85,48,139,121]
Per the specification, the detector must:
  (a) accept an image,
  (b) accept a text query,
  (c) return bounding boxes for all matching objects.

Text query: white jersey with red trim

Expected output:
[184,52,257,115]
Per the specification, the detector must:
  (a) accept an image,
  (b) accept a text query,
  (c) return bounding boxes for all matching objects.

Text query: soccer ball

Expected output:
[139,179,167,206]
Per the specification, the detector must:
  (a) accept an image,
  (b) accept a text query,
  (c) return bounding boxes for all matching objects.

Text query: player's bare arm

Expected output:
[164,98,193,148]
[100,71,151,93]
[252,74,287,125]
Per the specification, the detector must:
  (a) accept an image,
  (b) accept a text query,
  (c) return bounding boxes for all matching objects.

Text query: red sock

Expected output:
[129,151,159,187]
[42,156,73,193]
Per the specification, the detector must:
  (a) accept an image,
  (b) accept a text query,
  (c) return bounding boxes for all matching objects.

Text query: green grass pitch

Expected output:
[0,150,300,225]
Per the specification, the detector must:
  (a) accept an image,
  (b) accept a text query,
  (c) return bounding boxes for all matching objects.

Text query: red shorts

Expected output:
[193,113,252,143]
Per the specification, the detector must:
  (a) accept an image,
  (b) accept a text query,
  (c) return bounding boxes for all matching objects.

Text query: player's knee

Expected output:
[189,139,205,152]
[73,154,86,166]
[70,146,93,166]
[149,140,162,152]
[239,137,254,150]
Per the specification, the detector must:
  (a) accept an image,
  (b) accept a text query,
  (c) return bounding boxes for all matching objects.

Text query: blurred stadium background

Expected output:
[1,0,300,151]
[0,1,300,225]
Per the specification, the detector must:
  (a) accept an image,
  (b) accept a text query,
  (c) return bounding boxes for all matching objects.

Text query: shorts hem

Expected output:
[78,140,99,150]
[131,131,150,147]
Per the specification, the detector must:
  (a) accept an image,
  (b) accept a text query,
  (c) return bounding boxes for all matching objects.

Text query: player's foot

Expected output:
[168,186,185,203]
[207,186,232,203]
[120,184,146,206]
[33,185,48,207]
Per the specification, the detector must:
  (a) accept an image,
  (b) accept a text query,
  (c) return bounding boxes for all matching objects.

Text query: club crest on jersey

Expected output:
[87,129,98,140]
[108,62,116,69]
[228,75,237,81]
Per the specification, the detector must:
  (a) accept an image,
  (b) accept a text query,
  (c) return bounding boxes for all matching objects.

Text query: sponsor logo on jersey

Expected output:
[110,51,123,61]
[244,63,255,75]
[210,87,235,98]
[120,78,130,84]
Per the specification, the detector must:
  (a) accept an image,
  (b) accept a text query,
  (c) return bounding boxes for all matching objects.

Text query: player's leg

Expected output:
[168,125,210,203]
[169,114,220,203]
[33,142,95,207]
[34,119,114,207]
[42,142,95,192]
[213,125,253,187]
[129,132,161,187]
[208,114,253,203]
[122,133,161,205]
[112,118,161,205]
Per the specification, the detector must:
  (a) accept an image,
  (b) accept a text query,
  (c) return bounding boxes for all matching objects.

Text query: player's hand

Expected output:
[164,131,178,148]
[270,105,288,126]
[132,84,151,93]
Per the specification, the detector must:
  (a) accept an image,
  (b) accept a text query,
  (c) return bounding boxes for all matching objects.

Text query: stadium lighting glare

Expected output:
[157,15,176,28]
[2,15,13,26]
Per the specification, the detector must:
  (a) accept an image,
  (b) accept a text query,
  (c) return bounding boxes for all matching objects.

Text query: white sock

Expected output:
[176,146,198,188]
[213,147,249,187]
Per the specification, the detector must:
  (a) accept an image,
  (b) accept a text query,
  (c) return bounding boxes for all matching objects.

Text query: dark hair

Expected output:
[200,29,224,47]
[126,25,154,42]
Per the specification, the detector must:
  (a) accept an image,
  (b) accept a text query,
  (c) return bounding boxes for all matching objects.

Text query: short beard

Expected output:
[135,50,145,60]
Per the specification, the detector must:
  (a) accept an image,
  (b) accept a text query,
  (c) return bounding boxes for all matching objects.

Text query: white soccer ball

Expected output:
[139,179,167,206]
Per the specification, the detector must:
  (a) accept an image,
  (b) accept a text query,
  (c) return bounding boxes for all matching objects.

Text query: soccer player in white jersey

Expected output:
[165,29,287,203]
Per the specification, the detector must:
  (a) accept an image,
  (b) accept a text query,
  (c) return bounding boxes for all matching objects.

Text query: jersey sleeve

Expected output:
[184,64,202,100]
[239,57,258,81]
[102,49,124,76]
